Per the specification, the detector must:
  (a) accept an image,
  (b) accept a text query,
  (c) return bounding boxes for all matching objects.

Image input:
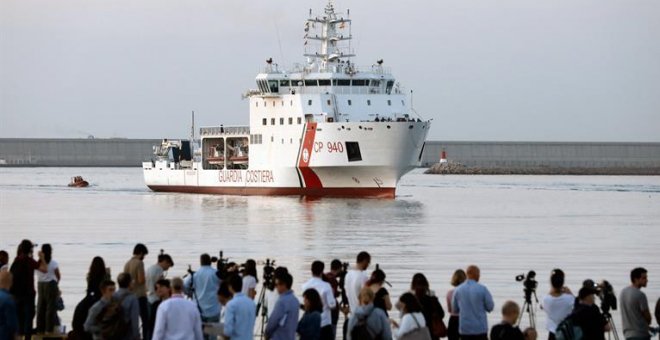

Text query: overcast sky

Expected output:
[1,0,659,141]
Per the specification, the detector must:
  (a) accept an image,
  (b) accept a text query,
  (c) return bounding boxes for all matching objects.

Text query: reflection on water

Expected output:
[1,167,659,336]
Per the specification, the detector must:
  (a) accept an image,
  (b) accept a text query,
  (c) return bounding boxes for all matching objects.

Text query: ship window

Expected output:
[288,117,293,125]
[264,101,267,107]
[304,79,318,87]
[371,80,381,87]
[262,118,267,126]
[297,117,302,124]
[346,141,362,162]
[280,118,284,125]
[386,80,394,94]
[281,101,284,106]
[367,100,371,106]
[256,102,259,107]
[352,79,367,86]
[272,101,275,107]
[327,99,332,106]
[271,118,275,125]
[290,100,293,106]
[338,79,351,86]
[318,79,331,86]
[280,80,291,87]
[348,99,352,106]
[268,80,279,93]
[332,79,339,86]
[387,100,392,106]
[308,99,312,106]
[401,100,405,105]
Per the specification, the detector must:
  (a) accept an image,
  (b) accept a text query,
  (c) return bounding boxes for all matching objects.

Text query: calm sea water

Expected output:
[1,167,659,336]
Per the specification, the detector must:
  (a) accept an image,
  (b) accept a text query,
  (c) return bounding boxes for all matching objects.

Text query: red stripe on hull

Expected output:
[147,185,395,198]
[298,122,323,188]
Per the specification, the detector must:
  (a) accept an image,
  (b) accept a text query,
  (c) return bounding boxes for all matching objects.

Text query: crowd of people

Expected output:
[0,240,659,340]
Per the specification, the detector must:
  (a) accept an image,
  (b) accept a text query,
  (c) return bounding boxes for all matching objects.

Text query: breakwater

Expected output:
[1,138,659,172]
[422,141,660,175]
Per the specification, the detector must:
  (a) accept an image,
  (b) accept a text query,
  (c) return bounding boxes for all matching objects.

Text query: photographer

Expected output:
[184,253,221,339]
[572,287,610,340]
[620,267,652,340]
[541,269,574,340]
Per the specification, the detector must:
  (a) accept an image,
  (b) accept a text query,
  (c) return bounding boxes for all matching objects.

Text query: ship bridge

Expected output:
[246,0,414,124]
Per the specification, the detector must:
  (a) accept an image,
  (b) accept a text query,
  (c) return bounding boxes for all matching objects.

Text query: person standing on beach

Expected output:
[223,275,256,340]
[446,269,467,340]
[10,239,47,340]
[114,273,141,340]
[36,244,61,334]
[184,253,221,340]
[0,271,19,340]
[266,271,299,340]
[83,280,116,340]
[345,252,371,314]
[302,261,337,340]
[451,265,494,340]
[541,269,574,340]
[152,277,203,340]
[124,243,149,339]
[620,267,652,340]
[145,253,173,339]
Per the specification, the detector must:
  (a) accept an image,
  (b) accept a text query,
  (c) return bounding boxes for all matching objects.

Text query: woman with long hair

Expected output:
[241,259,258,299]
[367,268,392,315]
[36,243,61,334]
[391,292,426,339]
[86,256,108,298]
[411,273,445,340]
[446,269,466,340]
[298,288,323,340]
[541,269,574,340]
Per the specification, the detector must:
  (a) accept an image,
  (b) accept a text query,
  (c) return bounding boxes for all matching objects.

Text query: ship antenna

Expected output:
[191,110,195,156]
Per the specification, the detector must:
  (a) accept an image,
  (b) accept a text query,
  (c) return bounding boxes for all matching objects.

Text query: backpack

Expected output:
[351,316,376,340]
[96,296,130,340]
[555,316,583,340]
[351,309,384,340]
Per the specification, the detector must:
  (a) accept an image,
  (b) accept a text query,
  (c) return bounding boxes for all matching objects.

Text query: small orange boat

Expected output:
[68,176,89,188]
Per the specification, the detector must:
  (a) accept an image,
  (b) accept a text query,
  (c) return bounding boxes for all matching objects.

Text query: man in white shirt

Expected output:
[153,277,203,340]
[344,251,371,314]
[146,253,173,339]
[302,261,337,340]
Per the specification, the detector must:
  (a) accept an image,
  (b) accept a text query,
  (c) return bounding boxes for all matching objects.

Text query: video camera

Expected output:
[595,280,617,314]
[262,259,276,291]
[515,270,538,301]
[211,251,230,280]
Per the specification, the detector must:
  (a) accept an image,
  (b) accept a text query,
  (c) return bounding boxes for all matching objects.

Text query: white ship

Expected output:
[143,1,430,198]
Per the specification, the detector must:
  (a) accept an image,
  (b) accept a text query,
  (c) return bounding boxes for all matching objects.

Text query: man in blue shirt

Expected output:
[223,274,256,340]
[0,271,19,340]
[184,253,221,340]
[266,271,299,340]
[452,265,494,340]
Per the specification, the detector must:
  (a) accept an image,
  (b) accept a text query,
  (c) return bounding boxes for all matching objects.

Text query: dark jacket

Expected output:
[297,311,321,340]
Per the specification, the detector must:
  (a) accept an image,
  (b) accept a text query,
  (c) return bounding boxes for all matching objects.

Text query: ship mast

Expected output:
[304,0,354,71]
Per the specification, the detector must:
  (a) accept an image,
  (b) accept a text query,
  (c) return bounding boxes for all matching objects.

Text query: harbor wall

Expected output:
[0,138,160,167]
[421,141,660,169]
[1,138,659,169]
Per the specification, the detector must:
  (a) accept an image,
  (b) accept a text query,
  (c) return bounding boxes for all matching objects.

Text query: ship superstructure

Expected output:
[143,1,430,198]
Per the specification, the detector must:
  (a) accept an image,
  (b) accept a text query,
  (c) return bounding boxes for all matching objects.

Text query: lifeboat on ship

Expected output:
[68,176,89,188]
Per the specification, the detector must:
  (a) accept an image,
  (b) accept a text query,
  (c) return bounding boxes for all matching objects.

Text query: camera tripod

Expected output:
[255,283,271,339]
[517,288,538,329]
[603,312,620,340]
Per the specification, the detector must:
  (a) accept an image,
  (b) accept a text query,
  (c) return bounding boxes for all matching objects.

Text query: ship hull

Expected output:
[143,121,429,198]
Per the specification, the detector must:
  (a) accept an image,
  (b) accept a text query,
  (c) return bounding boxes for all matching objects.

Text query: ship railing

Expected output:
[200,126,250,136]
[260,64,392,76]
